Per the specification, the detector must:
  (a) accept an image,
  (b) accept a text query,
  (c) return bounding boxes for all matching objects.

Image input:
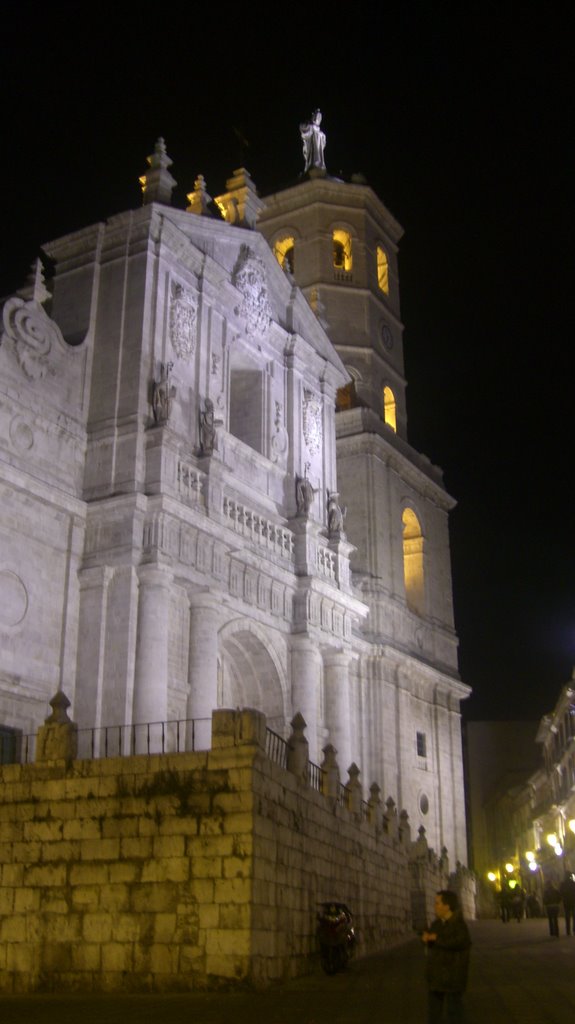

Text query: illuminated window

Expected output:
[333,229,352,271]
[383,386,397,432]
[377,246,389,294]
[402,508,424,616]
[273,236,295,273]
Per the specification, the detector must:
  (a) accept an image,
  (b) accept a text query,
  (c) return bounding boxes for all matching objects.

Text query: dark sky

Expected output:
[2,3,573,720]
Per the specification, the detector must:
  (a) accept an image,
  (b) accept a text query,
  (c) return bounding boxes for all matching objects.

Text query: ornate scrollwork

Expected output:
[169,281,197,360]
[302,387,322,456]
[233,245,272,337]
[1,298,64,380]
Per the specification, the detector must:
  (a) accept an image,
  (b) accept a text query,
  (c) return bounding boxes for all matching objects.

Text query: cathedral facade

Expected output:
[0,128,469,862]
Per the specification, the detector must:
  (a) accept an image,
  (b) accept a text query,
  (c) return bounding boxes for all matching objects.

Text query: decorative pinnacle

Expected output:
[139,137,177,206]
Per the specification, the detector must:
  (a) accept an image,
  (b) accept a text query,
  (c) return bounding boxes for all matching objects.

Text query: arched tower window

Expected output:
[273,236,295,273]
[402,508,424,616]
[333,229,352,271]
[383,386,397,432]
[377,246,389,294]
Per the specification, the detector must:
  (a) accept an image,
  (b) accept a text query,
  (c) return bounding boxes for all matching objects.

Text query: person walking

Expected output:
[542,880,561,937]
[422,890,472,1023]
[559,873,575,936]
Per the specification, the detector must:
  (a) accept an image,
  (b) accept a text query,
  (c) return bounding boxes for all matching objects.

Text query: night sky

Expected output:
[2,4,573,720]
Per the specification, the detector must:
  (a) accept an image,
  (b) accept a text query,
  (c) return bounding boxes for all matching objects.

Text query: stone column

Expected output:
[323,648,352,775]
[186,591,220,750]
[290,636,322,763]
[133,565,172,750]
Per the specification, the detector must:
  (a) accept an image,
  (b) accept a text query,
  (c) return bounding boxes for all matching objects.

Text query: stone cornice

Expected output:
[336,416,454,509]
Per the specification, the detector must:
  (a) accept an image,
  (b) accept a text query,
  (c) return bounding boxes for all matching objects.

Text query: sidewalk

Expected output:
[1,918,574,1023]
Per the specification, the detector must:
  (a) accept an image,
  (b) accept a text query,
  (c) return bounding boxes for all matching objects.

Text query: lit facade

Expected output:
[0,132,469,861]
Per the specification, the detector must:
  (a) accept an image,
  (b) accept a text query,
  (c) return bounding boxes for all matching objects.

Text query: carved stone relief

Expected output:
[0,570,28,628]
[169,281,197,360]
[302,388,322,456]
[2,298,64,380]
[233,245,272,337]
[270,400,289,463]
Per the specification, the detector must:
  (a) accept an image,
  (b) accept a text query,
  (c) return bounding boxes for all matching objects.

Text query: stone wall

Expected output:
[0,707,458,993]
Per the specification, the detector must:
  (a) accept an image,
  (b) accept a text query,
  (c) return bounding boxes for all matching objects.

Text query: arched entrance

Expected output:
[218,621,287,735]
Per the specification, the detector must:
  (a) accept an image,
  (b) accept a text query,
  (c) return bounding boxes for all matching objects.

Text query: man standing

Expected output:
[422,890,472,1023]
[559,873,575,936]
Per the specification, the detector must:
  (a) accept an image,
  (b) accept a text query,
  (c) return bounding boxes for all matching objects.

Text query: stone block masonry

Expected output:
[0,708,426,993]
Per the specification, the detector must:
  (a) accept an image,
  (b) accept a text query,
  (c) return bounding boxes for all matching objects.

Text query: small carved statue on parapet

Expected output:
[327,490,346,539]
[151,361,175,424]
[299,109,327,174]
[296,466,317,517]
[199,398,216,455]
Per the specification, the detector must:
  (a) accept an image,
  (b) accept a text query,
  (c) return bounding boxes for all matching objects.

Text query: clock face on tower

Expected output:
[381,323,394,352]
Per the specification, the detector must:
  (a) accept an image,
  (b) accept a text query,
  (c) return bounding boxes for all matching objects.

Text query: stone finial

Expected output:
[139,138,177,206]
[286,712,309,782]
[35,690,78,765]
[345,762,362,815]
[384,795,398,837]
[321,743,341,800]
[186,174,212,216]
[18,257,50,304]
[367,781,382,826]
[214,168,264,228]
[399,808,411,845]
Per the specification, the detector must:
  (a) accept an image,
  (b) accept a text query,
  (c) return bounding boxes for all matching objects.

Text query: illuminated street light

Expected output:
[487,871,497,882]
[554,843,563,857]
[525,851,535,862]
[547,833,558,847]
[505,863,514,873]
[528,861,538,872]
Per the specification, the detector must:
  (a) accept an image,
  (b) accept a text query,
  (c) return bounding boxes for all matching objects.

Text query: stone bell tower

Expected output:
[258,113,470,864]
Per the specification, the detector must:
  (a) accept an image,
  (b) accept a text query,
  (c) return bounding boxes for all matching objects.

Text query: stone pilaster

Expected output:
[186,591,221,750]
[133,565,173,745]
[290,636,322,762]
[323,648,352,775]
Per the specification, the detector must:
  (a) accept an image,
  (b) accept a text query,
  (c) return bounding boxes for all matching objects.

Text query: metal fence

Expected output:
[0,717,211,766]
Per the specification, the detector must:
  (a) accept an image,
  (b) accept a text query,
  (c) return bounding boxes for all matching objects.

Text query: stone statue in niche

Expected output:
[295,465,317,517]
[152,361,175,424]
[327,491,346,539]
[299,109,326,173]
[199,398,216,455]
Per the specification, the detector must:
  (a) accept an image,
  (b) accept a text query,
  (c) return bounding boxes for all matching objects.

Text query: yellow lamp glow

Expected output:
[505,863,514,873]
[487,871,497,882]
[569,819,575,835]
[547,833,558,846]
[525,851,535,862]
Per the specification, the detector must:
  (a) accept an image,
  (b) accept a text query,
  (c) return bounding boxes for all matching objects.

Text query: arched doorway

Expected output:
[218,622,287,735]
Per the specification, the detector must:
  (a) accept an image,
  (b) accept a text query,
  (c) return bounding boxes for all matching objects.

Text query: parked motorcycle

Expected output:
[316,902,356,974]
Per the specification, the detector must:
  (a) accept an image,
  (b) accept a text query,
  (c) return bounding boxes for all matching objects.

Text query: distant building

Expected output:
[532,676,575,878]
[0,121,469,862]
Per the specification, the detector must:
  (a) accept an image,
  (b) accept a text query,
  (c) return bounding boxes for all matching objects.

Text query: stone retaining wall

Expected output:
[0,707,438,993]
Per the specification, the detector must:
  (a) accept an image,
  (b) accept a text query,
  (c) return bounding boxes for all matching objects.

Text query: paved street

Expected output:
[1,918,574,1023]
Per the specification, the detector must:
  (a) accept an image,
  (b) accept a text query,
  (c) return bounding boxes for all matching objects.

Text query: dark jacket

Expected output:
[426,911,471,993]
[559,877,575,908]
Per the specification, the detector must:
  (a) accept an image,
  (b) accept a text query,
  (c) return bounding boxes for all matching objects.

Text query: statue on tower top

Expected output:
[299,109,326,175]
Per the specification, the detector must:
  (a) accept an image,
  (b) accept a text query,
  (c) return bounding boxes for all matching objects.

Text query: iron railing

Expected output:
[0,717,211,766]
